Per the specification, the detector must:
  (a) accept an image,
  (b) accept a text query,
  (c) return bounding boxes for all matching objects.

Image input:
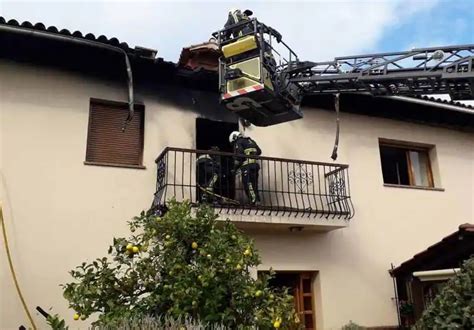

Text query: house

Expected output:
[390,223,474,326]
[1,17,473,329]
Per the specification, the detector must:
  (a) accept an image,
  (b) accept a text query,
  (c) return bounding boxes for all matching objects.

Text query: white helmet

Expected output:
[229,131,242,143]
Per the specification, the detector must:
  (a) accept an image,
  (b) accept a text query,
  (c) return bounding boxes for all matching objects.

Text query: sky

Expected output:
[1,0,473,63]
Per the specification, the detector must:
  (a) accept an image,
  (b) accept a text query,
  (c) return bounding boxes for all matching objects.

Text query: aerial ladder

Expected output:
[212,19,474,127]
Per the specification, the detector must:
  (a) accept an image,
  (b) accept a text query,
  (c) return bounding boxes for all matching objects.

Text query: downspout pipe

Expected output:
[0,24,134,131]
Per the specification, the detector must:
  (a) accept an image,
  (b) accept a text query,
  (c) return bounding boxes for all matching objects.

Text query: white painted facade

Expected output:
[1,59,473,329]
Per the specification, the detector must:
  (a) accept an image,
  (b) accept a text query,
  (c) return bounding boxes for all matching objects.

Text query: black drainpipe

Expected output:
[390,263,402,328]
[0,24,134,131]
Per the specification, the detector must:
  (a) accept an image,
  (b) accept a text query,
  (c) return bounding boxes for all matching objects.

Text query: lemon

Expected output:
[80,315,87,321]
[191,242,198,249]
[225,258,231,264]
[273,320,281,328]
[244,249,251,256]
[236,264,242,270]
[165,234,171,240]
[255,290,262,297]
[73,313,80,321]
[132,246,139,253]
[126,243,133,251]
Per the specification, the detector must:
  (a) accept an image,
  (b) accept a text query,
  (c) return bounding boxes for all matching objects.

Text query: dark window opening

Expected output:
[380,146,410,185]
[267,272,299,295]
[379,142,434,187]
[85,99,145,168]
[195,118,239,199]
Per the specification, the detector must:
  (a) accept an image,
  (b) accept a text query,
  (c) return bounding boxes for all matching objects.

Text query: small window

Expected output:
[85,99,145,168]
[379,141,434,187]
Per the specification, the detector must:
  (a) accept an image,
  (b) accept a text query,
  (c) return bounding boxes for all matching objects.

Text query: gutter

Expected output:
[0,24,135,131]
[383,95,474,115]
[413,268,460,282]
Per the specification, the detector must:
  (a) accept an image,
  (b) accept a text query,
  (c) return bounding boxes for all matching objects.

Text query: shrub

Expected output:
[341,320,366,330]
[62,200,299,329]
[414,256,474,329]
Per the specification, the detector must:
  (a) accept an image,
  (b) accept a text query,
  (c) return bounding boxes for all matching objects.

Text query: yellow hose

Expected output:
[0,203,37,329]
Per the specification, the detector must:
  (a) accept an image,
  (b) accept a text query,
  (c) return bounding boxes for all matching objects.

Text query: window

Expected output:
[263,272,316,329]
[85,99,145,168]
[379,140,434,188]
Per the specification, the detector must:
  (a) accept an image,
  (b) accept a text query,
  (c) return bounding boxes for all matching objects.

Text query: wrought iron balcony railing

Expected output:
[152,147,354,220]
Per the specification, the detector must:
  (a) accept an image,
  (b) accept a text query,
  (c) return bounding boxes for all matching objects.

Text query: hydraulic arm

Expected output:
[213,19,474,126]
[286,45,474,100]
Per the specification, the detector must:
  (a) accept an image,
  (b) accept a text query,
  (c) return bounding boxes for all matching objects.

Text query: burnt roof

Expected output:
[0,16,222,91]
[1,16,474,128]
[390,224,474,277]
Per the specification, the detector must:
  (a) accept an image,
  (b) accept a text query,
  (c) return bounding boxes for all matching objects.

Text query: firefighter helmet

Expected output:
[229,131,242,143]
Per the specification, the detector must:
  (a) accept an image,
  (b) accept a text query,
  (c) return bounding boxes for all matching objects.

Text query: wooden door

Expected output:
[295,272,316,329]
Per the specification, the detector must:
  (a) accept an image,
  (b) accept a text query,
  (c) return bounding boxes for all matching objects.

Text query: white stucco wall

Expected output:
[1,59,473,329]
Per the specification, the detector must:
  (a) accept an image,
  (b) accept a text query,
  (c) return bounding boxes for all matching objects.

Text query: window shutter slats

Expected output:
[86,100,144,167]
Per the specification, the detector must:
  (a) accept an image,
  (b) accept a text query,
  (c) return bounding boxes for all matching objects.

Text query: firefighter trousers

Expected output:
[240,163,260,204]
[197,164,219,202]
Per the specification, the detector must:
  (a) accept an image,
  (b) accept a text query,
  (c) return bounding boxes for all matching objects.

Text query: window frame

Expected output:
[84,98,146,170]
[378,139,437,189]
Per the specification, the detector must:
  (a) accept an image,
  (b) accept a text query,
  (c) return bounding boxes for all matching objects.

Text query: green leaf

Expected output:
[61,201,300,328]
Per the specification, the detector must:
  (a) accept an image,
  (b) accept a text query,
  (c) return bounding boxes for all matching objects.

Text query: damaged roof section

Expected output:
[178,40,220,72]
[1,15,474,130]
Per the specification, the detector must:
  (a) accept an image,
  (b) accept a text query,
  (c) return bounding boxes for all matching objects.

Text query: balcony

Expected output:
[152,147,354,231]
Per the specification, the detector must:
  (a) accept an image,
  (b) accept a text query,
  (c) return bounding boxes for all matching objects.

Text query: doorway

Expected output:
[265,272,316,329]
[195,118,239,199]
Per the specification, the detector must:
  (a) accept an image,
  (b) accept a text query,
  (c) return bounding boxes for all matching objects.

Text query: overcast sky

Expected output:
[1,0,473,63]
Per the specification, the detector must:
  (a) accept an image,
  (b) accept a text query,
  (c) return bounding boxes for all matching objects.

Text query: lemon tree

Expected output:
[62,200,299,328]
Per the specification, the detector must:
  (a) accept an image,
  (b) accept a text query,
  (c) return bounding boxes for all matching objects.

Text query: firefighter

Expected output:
[196,146,221,203]
[223,9,277,83]
[229,131,262,205]
[224,8,254,40]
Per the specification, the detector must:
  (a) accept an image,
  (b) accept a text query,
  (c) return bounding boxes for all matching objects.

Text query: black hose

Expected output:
[36,306,50,319]
[330,93,340,161]
[0,24,134,131]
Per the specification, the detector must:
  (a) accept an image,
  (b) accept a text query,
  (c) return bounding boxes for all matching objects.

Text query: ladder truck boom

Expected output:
[213,19,474,126]
[286,45,474,100]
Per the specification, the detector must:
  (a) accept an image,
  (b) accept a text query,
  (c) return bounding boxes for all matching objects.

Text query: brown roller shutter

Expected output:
[85,99,144,167]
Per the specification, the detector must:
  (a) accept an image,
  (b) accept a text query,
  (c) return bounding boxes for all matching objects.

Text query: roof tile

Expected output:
[0,16,136,53]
